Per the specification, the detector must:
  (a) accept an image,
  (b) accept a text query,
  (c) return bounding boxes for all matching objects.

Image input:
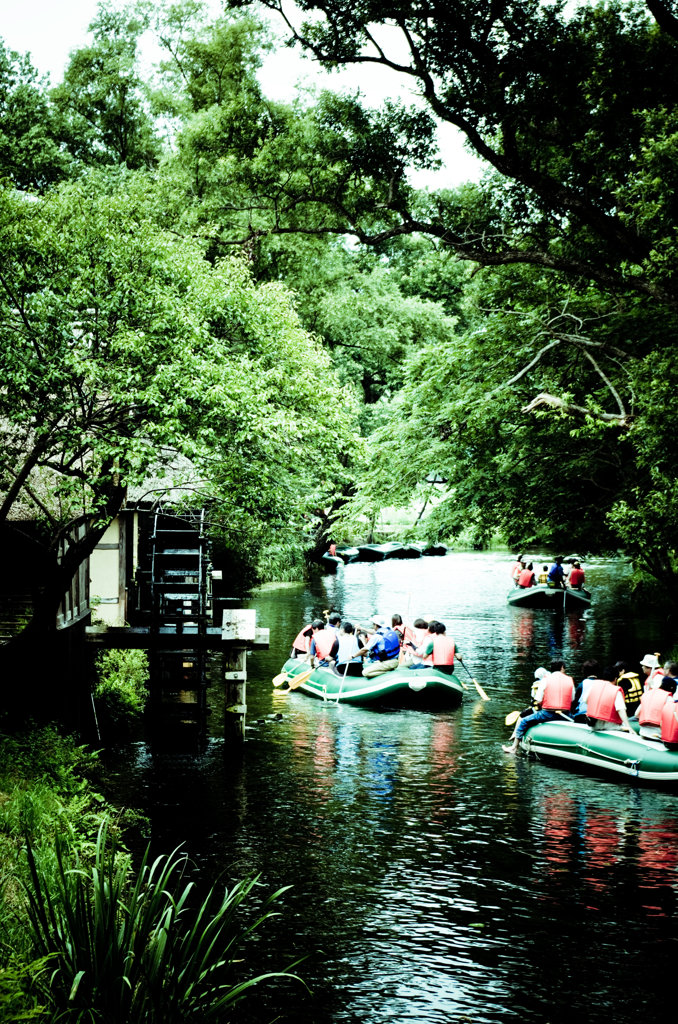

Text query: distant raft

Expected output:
[276,658,464,708]
[506,584,591,610]
[518,719,678,785]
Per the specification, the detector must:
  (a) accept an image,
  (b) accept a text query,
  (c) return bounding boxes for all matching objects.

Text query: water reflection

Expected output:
[109,553,678,1024]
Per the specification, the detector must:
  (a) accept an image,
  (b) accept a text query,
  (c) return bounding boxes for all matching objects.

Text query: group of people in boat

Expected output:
[510,554,586,591]
[503,651,678,753]
[290,610,463,679]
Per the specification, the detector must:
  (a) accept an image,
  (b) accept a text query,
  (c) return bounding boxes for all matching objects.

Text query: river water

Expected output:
[114,552,678,1023]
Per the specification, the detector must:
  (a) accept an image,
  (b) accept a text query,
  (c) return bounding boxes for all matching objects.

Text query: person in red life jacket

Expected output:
[640,653,664,690]
[612,660,644,716]
[568,561,586,589]
[503,661,575,754]
[517,562,536,589]
[413,620,462,675]
[660,682,678,747]
[328,541,337,556]
[510,554,525,586]
[586,670,632,732]
[334,621,364,677]
[636,678,676,739]
[290,622,315,659]
[309,620,339,668]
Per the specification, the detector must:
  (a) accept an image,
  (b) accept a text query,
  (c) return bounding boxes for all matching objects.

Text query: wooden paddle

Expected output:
[505,710,521,726]
[285,667,314,691]
[458,659,490,701]
[273,663,311,688]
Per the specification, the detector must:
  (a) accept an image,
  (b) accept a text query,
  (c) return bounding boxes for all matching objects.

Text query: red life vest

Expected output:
[569,567,585,587]
[511,561,522,581]
[542,671,574,711]
[291,624,313,654]
[638,688,670,726]
[518,568,535,588]
[586,679,623,724]
[660,700,678,744]
[313,629,337,661]
[416,632,435,664]
[411,627,427,648]
[432,634,456,666]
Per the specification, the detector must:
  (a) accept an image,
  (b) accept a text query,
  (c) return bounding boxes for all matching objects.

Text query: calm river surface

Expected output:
[113,552,678,1023]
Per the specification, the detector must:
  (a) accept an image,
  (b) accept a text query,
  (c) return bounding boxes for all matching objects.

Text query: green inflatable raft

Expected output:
[520,719,678,784]
[276,658,464,708]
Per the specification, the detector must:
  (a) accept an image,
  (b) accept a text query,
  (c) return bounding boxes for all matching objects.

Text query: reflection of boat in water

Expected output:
[507,584,591,610]
[277,658,464,708]
[520,720,678,784]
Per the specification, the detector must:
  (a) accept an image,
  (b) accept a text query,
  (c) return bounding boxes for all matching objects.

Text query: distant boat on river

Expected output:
[507,584,591,610]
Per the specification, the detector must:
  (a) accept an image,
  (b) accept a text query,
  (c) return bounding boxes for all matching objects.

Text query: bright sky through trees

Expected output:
[1,0,483,186]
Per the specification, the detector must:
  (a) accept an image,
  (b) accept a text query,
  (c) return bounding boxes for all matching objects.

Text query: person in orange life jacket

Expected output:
[333,621,364,677]
[309,619,339,668]
[414,621,462,675]
[546,556,566,589]
[537,564,549,584]
[660,682,678,747]
[568,561,586,589]
[510,555,525,586]
[612,660,644,716]
[503,661,575,754]
[572,660,601,722]
[518,562,536,589]
[356,615,401,677]
[639,653,663,690]
[290,622,315,658]
[586,668,632,732]
[636,677,676,739]
[328,541,337,556]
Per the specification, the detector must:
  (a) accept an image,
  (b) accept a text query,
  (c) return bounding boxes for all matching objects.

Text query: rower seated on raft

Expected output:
[503,661,575,754]
[356,615,401,677]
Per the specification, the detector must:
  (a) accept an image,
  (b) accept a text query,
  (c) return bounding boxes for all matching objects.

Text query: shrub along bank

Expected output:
[0,723,301,1022]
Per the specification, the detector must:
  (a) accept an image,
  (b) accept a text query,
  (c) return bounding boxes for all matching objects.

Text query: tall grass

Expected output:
[20,820,302,1023]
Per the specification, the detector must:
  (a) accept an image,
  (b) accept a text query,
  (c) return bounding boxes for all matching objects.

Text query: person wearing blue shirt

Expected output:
[357,615,401,678]
[547,556,566,589]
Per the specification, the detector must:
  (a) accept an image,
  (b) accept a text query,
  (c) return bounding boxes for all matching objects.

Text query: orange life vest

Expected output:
[638,688,670,726]
[569,567,585,587]
[291,624,313,654]
[416,632,435,664]
[432,634,456,666]
[518,568,535,588]
[542,672,574,711]
[312,629,337,661]
[660,700,678,744]
[586,679,623,725]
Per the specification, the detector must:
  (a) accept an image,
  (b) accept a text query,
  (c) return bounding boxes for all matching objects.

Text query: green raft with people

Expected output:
[274,658,465,708]
[518,719,678,785]
[507,584,591,610]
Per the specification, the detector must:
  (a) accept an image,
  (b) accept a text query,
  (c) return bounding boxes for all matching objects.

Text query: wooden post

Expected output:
[224,648,247,744]
[222,609,257,745]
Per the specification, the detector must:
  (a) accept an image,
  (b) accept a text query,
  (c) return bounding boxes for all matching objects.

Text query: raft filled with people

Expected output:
[275,611,473,707]
[507,554,591,609]
[503,653,678,785]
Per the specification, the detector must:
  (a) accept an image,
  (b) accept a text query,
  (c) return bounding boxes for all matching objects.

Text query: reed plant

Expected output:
[20,820,301,1023]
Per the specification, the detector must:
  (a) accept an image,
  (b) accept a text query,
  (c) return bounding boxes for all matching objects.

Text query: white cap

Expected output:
[534,666,548,680]
[640,654,659,669]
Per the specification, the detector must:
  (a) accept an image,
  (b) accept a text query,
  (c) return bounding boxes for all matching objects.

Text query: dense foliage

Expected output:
[2,0,678,600]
